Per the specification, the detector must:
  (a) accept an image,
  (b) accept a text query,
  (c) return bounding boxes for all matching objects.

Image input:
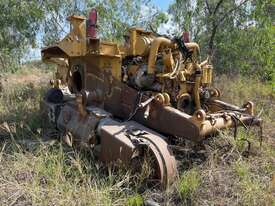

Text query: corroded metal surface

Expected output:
[98,119,177,187]
[40,8,262,188]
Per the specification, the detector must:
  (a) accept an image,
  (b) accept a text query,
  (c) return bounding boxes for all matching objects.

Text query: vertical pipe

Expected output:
[87,8,97,38]
[194,66,202,110]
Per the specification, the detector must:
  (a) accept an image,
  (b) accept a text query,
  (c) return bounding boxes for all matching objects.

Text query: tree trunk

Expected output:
[0,53,6,70]
[208,24,218,58]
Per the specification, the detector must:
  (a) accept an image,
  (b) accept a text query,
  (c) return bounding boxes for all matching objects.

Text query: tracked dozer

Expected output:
[41,9,262,188]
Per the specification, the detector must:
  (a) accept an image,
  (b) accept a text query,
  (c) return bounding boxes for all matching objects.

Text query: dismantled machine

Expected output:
[41,9,262,187]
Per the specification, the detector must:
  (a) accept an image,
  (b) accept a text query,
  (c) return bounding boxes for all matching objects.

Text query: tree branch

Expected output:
[217,0,249,27]
[0,55,5,69]
[207,0,249,57]
[213,0,225,15]
[208,23,218,57]
[205,0,212,14]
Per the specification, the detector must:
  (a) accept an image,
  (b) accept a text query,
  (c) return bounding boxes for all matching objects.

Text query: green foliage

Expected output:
[33,0,167,45]
[168,0,204,38]
[233,160,250,178]
[0,0,44,49]
[0,49,21,73]
[179,169,201,199]
[86,0,167,42]
[0,0,45,70]
[0,0,167,71]
[215,0,274,80]
[40,1,88,46]
[168,0,274,81]
[127,194,144,206]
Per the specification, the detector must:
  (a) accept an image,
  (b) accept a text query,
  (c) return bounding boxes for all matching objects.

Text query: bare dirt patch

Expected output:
[0,68,51,92]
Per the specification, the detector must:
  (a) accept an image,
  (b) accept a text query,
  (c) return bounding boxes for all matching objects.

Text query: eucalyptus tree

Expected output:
[168,0,274,80]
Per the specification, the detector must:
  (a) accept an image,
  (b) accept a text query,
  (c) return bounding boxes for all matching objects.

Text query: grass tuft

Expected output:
[178,168,201,199]
[126,194,144,206]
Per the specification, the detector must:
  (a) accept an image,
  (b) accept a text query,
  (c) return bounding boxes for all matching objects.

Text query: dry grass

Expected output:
[0,68,274,205]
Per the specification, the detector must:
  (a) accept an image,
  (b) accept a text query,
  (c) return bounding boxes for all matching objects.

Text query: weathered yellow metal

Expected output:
[162,49,175,72]
[200,57,212,85]
[147,37,176,74]
[127,28,154,56]
[41,9,262,188]
[58,15,87,57]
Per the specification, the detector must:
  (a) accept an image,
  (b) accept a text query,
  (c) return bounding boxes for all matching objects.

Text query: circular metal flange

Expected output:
[138,135,177,188]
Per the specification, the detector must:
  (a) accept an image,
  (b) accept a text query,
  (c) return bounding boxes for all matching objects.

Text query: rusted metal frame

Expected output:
[97,119,177,187]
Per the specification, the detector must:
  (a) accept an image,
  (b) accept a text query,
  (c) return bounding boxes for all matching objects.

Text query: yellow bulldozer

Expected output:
[41,9,262,188]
